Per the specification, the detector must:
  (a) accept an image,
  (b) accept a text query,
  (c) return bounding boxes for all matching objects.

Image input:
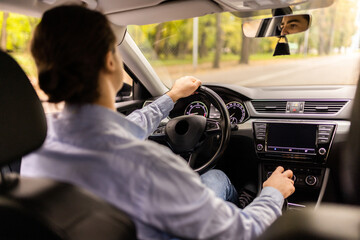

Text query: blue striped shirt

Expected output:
[21,94,284,240]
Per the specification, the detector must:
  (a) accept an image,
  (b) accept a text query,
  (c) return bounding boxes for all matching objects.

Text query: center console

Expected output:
[253,121,336,207]
[254,122,336,162]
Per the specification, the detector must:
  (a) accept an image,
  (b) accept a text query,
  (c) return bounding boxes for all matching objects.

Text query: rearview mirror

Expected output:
[243,14,311,38]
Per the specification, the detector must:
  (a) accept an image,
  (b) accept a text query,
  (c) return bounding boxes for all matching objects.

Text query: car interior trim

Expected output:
[315,168,330,210]
[119,33,168,97]
[245,100,353,120]
[106,0,222,25]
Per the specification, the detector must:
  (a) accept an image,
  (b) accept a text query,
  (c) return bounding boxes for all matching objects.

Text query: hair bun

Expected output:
[38,66,89,103]
[39,68,65,103]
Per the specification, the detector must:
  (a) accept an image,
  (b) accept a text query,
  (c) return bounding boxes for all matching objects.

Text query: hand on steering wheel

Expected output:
[150,86,231,174]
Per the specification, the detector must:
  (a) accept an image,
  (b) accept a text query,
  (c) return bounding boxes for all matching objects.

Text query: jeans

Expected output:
[200,169,240,206]
[167,169,240,239]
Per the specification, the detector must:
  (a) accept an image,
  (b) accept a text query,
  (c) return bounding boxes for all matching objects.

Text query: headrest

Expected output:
[0,50,47,167]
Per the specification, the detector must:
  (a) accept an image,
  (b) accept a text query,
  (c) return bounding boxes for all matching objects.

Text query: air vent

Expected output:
[251,101,287,113]
[304,101,348,114]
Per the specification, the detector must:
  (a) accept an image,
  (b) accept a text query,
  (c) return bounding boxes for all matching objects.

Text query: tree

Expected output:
[222,13,242,55]
[198,15,217,60]
[154,23,164,57]
[0,12,8,50]
[326,7,336,54]
[199,18,211,58]
[317,9,327,55]
[213,13,222,68]
[240,31,250,64]
[172,19,192,59]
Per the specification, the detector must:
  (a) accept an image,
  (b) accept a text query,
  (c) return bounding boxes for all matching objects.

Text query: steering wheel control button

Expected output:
[206,121,220,131]
[257,144,264,151]
[318,148,327,155]
[152,126,165,136]
[305,175,317,186]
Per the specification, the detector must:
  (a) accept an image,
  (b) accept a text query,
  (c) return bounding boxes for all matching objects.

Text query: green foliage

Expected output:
[0,11,39,77]
[128,0,359,67]
[0,12,39,51]
[332,0,358,48]
[221,13,242,54]
[198,15,216,58]
[2,0,357,77]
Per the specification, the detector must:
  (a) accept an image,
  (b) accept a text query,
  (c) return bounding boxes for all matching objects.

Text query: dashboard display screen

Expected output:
[267,123,317,151]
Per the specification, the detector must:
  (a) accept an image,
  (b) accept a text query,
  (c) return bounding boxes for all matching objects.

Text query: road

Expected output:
[192,53,360,87]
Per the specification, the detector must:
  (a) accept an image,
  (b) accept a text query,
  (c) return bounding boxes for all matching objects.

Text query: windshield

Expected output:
[128,0,360,88]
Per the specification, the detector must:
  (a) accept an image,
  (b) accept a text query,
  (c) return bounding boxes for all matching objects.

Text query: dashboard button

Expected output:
[319,125,334,131]
[305,175,317,186]
[318,148,327,155]
[318,139,328,144]
[257,144,264,151]
[255,123,266,128]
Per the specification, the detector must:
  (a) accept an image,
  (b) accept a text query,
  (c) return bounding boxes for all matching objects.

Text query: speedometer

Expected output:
[185,101,208,117]
[226,101,246,124]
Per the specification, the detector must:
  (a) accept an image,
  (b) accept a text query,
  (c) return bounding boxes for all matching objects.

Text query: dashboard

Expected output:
[200,84,355,208]
[168,84,355,125]
[142,84,356,207]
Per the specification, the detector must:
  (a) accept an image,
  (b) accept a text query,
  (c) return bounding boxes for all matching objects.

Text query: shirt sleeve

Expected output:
[126,94,174,139]
[133,144,284,240]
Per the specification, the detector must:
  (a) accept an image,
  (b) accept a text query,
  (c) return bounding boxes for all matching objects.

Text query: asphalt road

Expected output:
[193,53,360,87]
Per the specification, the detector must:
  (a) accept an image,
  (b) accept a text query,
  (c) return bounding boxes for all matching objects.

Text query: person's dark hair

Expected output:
[31,5,116,104]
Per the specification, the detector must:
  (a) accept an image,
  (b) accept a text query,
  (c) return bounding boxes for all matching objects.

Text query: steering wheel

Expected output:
[149,86,231,174]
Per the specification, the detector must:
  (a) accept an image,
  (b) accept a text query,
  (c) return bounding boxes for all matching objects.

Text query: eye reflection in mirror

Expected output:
[280,15,310,36]
[243,14,311,38]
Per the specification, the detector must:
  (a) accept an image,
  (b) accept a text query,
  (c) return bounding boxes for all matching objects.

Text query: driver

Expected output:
[21,5,295,240]
[280,15,310,36]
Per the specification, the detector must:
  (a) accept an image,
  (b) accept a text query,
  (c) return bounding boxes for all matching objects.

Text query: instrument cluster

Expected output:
[169,90,249,124]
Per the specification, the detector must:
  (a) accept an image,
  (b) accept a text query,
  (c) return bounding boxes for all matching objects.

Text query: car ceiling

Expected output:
[0,0,334,25]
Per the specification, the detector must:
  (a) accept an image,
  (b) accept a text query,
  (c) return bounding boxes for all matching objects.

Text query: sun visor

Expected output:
[213,0,325,11]
[106,0,222,26]
[229,0,334,18]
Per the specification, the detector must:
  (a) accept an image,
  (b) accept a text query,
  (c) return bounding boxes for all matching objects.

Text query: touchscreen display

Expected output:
[267,123,316,150]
